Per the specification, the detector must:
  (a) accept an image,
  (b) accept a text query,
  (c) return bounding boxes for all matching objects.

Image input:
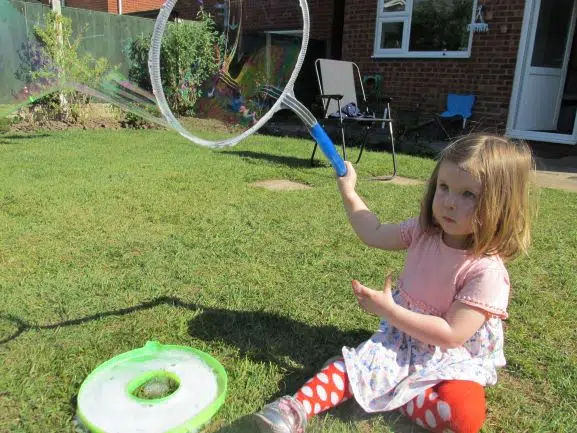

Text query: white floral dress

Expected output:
[342,218,510,412]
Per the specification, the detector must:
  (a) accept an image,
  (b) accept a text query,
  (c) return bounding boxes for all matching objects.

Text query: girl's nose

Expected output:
[444,193,456,209]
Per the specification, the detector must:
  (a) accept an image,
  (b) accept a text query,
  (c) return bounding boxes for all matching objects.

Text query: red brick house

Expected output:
[340,0,577,146]
[172,0,336,48]
[36,0,577,146]
[169,0,338,108]
[176,0,577,146]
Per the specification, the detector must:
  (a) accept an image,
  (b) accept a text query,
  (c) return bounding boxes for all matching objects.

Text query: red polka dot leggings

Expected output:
[294,359,486,433]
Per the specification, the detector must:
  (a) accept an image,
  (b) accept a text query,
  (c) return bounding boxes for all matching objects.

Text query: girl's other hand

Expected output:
[336,161,357,195]
[352,273,395,317]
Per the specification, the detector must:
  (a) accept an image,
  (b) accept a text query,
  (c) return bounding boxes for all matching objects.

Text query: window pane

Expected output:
[531,0,573,68]
[380,22,404,49]
[409,0,473,52]
[382,0,406,13]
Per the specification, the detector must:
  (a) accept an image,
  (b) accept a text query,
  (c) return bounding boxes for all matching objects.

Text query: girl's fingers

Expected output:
[383,273,393,291]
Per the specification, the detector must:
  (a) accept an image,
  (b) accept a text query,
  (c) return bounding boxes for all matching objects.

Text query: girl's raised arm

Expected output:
[337,162,406,250]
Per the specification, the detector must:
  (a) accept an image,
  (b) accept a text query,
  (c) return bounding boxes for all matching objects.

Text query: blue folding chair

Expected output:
[436,94,476,139]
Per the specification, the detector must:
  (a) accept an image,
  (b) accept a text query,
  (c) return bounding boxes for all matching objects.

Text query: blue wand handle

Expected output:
[309,123,347,177]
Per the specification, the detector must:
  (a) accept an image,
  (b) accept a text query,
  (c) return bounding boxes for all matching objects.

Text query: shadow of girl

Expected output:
[187,307,372,395]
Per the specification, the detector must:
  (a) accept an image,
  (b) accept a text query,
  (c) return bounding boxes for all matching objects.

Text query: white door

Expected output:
[513,0,577,132]
[515,0,575,132]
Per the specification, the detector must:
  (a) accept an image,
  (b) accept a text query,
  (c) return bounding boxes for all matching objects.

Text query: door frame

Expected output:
[506,0,577,145]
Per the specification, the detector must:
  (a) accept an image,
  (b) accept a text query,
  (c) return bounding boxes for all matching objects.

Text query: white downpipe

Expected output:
[118,0,123,15]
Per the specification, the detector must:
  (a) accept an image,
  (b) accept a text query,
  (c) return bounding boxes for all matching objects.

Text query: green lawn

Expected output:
[0,130,576,433]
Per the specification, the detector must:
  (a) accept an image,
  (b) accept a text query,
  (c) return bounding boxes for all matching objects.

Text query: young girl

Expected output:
[252,134,535,433]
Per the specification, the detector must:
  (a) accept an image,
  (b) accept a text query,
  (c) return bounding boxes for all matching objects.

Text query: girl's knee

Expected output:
[435,380,486,433]
[399,381,486,433]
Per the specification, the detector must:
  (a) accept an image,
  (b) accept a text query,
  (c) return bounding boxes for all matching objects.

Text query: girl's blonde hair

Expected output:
[421,134,536,261]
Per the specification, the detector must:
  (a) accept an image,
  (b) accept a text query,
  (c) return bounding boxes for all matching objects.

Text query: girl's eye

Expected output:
[438,183,448,191]
[463,190,475,198]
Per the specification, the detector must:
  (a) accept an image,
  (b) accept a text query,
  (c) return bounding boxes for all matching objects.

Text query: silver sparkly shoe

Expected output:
[253,395,308,433]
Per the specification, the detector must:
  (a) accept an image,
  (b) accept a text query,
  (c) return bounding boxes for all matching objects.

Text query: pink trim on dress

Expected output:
[398,288,443,316]
[455,296,509,319]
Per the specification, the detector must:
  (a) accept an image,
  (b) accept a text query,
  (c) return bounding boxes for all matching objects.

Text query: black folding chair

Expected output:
[312,58,397,179]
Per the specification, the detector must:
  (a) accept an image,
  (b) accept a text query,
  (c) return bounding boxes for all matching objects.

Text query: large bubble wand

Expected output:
[148,0,347,176]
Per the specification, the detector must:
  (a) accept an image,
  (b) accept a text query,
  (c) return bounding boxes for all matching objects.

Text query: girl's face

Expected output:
[432,161,482,249]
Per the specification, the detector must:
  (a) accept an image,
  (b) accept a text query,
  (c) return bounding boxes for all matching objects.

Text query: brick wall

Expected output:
[69,0,109,12]
[40,0,164,13]
[41,0,111,12]
[342,0,526,132]
[40,0,112,12]
[120,0,164,14]
[174,0,334,41]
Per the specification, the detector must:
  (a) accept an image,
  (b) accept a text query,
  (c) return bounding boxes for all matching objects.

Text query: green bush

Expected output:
[127,10,223,116]
[35,13,109,91]
[16,12,110,121]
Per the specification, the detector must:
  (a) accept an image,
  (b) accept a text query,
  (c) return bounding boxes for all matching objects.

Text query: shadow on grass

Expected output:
[186,303,371,396]
[0,295,370,387]
[0,296,369,367]
[0,134,51,140]
[221,149,329,170]
[0,296,427,433]
[0,133,52,144]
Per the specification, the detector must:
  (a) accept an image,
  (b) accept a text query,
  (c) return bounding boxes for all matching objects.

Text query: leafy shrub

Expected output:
[126,10,223,116]
[15,12,110,120]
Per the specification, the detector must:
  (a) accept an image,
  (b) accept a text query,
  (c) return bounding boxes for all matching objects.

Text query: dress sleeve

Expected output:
[399,217,421,248]
[455,260,510,319]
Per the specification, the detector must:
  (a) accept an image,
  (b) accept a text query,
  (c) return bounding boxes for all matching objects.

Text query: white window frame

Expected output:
[373,0,478,59]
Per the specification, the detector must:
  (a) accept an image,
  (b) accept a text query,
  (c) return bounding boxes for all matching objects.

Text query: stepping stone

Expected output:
[251,179,312,191]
